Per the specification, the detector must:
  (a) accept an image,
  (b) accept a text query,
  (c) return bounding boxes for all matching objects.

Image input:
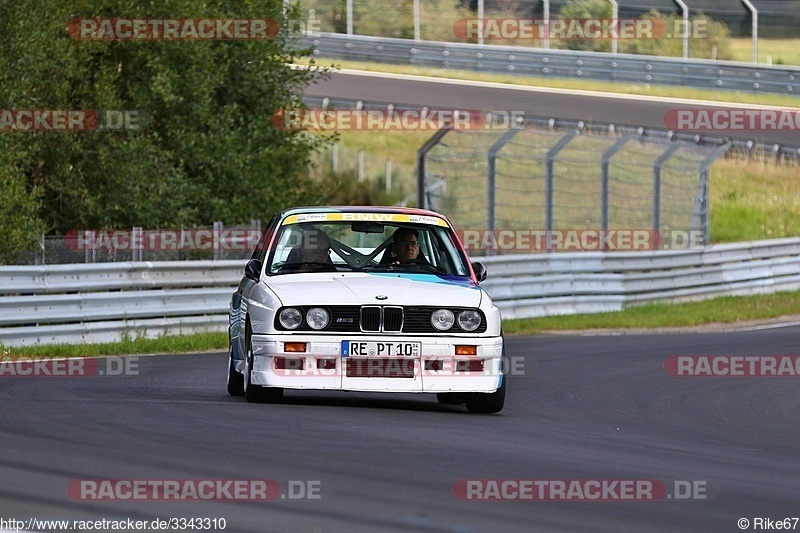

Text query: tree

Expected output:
[0,0,329,261]
[555,0,613,52]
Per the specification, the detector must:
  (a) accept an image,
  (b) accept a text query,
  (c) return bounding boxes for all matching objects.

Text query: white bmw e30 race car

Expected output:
[227,206,505,413]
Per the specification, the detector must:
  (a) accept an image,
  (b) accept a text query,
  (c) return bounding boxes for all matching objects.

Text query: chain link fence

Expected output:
[419,120,730,254]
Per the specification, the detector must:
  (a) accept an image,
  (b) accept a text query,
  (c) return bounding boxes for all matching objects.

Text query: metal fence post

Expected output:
[693,142,731,245]
[600,136,633,249]
[487,128,522,234]
[653,144,682,243]
[213,221,222,261]
[417,126,452,209]
[132,226,143,261]
[545,131,578,250]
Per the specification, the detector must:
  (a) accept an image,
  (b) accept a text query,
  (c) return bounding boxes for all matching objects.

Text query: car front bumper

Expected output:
[248,334,504,393]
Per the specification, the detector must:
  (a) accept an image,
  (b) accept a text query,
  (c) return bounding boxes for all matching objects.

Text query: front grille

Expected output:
[360,306,381,332]
[383,306,403,332]
[274,306,486,334]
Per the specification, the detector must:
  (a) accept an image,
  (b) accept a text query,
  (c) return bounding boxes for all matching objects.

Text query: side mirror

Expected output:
[471,261,487,283]
[244,258,262,281]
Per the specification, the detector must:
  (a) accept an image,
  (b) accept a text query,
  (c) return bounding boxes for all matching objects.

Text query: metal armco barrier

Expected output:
[299,33,800,95]
[1,238,799,346]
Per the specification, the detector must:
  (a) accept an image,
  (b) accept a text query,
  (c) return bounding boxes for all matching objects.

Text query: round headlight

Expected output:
[431,309,455,331]
[279,308,302,329]
[306,307,330,330]
[457,310,482,332]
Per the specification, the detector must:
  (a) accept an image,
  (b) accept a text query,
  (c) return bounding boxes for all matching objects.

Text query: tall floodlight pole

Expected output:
[742,0,758,63]
[347,0,353,35]
[609,0,618,54]
[674,0,689,59]
[478,0,484,46]
[414,0,420,41]
[543,0,550,50]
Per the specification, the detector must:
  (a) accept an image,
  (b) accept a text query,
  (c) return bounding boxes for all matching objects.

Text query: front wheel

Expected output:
[243,334,283,403]
[465,378,505,414]
[227,345,244,396]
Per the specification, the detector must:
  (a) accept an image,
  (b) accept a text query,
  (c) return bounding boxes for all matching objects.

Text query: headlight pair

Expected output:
[430,309,482,332]
[279,307,329,330]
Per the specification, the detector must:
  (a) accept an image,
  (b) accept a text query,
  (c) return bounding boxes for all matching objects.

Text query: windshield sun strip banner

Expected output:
[282,213,450,227]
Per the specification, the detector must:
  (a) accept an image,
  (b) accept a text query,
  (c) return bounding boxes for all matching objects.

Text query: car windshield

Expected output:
[266,216,470,277]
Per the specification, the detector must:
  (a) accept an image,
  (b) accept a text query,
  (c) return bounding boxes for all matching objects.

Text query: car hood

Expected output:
[266,272,482,308]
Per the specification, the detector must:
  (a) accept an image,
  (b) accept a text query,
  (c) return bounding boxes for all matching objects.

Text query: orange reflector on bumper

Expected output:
[455,345,477,356]
[284,342,307,352]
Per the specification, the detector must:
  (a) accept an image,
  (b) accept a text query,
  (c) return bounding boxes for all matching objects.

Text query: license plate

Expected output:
[341,341,421,357]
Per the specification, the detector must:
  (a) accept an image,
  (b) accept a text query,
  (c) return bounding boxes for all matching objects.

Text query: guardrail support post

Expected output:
[545,130,578,251]
[417,126,452,209]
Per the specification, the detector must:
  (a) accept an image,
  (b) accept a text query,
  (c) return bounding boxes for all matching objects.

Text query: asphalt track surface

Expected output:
[2,327,800,532]
[304,70,800,146]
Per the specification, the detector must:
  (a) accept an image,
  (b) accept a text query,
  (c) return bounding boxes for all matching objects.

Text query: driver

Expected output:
[298,229,331,263]
[389,227,422,264]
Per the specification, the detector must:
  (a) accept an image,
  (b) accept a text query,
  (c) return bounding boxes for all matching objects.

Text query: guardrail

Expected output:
[1,239,799,346]
[299,32,800,95]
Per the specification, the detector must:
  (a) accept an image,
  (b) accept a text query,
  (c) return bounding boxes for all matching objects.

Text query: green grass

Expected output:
[709,156,800,242]
[1,331,227,358]
[504,289,800,335]
[301,57,800,108]
[729,38,800,66]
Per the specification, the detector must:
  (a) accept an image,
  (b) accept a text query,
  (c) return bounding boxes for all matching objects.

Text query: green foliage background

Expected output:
[0,0,330,260]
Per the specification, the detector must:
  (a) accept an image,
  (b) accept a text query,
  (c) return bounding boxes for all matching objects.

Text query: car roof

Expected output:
[278,205,451,220]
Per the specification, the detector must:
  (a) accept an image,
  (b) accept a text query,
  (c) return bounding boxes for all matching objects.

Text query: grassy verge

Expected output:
[301,57,800,108]
[503,290,800,335]
[1,331,227,358]
[729,38,800,66]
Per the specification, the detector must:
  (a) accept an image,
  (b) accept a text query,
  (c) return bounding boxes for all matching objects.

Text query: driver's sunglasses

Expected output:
[397,241,419,248]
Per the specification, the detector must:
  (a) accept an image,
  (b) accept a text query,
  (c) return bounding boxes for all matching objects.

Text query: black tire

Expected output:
[227,346,244,396]
[465,377,506,414]
[436,393,468,405]
[243,333,283,403]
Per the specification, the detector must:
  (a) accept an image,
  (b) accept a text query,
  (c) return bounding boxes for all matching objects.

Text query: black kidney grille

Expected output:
[383,306,403,332]
[360,306,381,332]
